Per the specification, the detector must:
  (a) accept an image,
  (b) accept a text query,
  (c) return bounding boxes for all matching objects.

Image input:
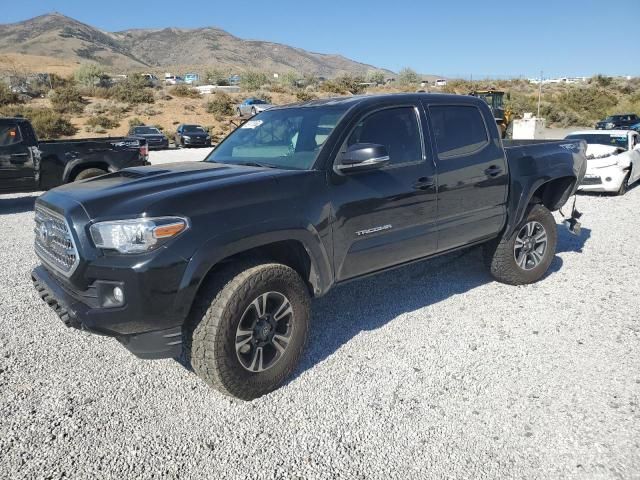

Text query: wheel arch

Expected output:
[173,230,333,321]
[505,175,577,238]
[63,160,110,183]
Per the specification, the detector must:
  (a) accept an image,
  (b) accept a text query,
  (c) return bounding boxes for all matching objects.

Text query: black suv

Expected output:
[595,114,639,130]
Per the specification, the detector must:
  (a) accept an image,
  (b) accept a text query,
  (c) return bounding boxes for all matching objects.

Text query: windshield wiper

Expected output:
[234,161,279,169]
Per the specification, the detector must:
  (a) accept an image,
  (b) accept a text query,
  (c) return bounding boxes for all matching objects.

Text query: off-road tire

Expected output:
[484,204,557,285]
[184,262,311,400]
[616,172,630,196]
[74,168,107,181]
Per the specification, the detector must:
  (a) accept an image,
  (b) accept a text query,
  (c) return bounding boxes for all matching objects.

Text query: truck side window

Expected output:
[0,125,22,146]
[430,106,488,158]
[347,107,422,165]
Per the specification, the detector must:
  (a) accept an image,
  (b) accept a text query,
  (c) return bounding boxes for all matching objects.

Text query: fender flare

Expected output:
[172,224,333,318]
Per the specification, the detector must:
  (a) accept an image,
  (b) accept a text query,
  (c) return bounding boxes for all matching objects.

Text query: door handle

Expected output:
[412,176,435,190]
[484,165,503,177]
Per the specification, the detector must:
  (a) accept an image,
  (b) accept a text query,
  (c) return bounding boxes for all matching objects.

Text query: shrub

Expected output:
[49,86,86,114]
[321,75,366,95]
[170,85,201,98]
[205,68,230,86]
[74,63,109,87]
[128,117,145,127]
[205,92,235,116]
[112,76,155,104]
[0,83,20,106]
[398,67,420,87]
[0,106,76,139]
[296,90,317,102]
[241,71,269,91]
[86,115,119,130]
[367,71,385,85]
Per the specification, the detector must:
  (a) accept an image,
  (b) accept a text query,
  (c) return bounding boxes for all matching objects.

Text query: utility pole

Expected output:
[537,70,543,117]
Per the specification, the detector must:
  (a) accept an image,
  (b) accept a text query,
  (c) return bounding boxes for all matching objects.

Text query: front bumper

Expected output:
[182,137,211,147]
[578,165,627,193]
[32,265,184,359]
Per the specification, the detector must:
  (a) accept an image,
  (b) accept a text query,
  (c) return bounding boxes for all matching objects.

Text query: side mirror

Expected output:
[336,143,390,173]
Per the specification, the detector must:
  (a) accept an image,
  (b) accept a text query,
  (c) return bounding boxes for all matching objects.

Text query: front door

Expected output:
[330,104,438,281]
[0,120,36,193]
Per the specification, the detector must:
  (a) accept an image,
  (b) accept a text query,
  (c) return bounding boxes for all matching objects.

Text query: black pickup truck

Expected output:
[31,94,587,400]
[0,117,149,194]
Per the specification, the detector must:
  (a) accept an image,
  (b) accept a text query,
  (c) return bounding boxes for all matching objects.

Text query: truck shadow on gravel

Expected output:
[0,195,38,214]
[292,223,591,382]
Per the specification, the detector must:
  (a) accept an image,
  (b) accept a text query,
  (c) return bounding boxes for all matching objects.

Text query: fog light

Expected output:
[113,286,124,304]
[605,177,612,182]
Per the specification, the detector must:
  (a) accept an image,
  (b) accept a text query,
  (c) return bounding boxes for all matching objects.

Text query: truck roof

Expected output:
[270,93,486,110]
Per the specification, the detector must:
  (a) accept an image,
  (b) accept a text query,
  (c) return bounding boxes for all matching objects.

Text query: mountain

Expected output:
[0,13,393,77]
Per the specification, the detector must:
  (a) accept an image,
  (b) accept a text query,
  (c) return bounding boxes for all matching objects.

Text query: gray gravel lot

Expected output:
[0,176,639,478]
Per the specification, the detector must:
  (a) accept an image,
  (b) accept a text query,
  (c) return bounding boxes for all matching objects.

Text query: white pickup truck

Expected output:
[565,130,640,195]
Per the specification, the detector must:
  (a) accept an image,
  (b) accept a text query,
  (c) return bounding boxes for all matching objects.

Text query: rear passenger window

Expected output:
[429,106,488,158]
[347,107,422,165]
[0,125,22,146]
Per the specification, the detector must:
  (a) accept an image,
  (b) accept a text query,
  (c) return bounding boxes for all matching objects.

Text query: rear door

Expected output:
[425,103,508,252]
[0,120,36,193]
[330,103,438,281]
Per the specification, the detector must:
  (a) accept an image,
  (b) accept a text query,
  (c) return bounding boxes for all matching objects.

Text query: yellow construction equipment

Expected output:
[470,89,513,138]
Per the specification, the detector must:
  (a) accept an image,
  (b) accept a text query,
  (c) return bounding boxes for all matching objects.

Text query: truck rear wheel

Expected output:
[74,168,107,181]
[184,262,310,400]
[484,204,557,285]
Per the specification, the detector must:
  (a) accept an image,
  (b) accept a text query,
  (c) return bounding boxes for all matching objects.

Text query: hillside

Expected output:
[0,13,393,77]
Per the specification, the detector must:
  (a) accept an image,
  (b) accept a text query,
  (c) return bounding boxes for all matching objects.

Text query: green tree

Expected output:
[398,67,420,87]
[74,63,108,87]
[241,71,269,91]
[367,71,385,85]
[205,68,230,86]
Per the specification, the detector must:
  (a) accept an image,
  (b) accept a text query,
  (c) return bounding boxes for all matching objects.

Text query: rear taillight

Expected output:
[140,144,149,161]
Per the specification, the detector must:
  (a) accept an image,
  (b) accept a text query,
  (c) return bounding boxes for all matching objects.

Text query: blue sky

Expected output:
[2,0,635,78]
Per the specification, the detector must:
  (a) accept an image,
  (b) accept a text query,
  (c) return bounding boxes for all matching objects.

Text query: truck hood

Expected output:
[45,161,283,218]
[586,144,622,159]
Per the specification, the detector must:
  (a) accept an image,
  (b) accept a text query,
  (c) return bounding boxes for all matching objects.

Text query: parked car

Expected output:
[184,73,199,85]
[175,124,211,148]
[31,94,586,400]
[140,73,160,87]
[566,129,640,195]
[594,114,639,130]
[128,126,169,150]
[164,74,184,85]
[434,79,447,87]
[237,98,273,117]
[0,117,148,194]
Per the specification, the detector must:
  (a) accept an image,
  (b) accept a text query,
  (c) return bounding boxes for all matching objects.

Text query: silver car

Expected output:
[236,98,273,117]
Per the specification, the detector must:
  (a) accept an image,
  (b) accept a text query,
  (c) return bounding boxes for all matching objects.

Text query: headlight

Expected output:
[90,217,188,254]
[183,136,191,140]
[606,122,615,129]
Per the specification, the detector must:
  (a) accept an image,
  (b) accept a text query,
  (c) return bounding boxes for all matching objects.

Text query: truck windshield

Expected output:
[183,125,205,133]
[565,133,627,150]
[205,106,348,170]
[134,127,161,135]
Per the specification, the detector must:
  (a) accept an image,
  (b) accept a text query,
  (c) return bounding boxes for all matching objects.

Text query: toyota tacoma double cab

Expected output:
[31,94,587,400]
[0,117,149,194]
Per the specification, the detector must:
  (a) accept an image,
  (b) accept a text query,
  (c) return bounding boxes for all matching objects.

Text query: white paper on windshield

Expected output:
[242,120,263,129]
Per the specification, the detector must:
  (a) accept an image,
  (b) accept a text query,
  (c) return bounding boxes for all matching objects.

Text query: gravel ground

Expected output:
[0,179,639,479]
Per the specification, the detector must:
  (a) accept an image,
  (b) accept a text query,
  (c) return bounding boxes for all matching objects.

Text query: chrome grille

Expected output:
[34,205,79,276]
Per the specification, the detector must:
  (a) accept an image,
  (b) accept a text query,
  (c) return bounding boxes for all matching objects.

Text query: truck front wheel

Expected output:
[74,168,107,181]
[484,204,557,285]
[184,262,310,400]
